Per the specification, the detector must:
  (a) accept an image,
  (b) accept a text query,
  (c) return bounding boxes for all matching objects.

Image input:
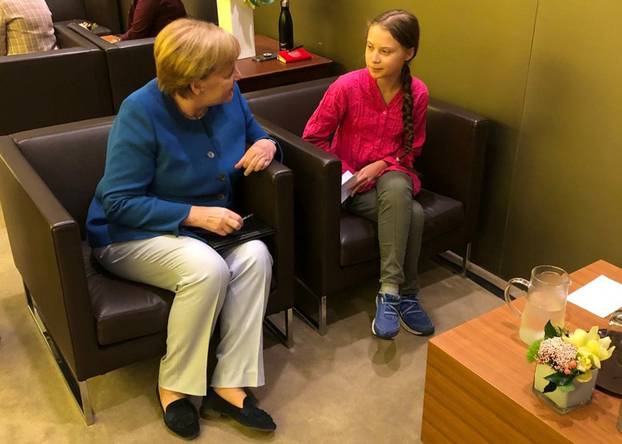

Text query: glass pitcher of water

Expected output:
[504,265,570,344]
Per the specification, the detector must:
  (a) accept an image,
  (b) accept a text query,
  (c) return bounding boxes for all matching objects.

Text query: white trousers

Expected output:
[94,235,272,396]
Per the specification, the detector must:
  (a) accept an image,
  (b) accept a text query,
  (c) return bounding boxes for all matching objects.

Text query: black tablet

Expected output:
[190,216,275,252]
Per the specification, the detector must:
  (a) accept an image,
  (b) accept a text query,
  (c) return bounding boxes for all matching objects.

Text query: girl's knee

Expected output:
[411,199,425,220]
[378,173,413,204]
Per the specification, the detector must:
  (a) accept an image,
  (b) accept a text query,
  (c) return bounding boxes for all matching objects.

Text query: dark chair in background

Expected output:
[0,117,294,425]
[245,77,490,334]
[66,22,156,111]
[0,25,112,135]
[63,4,219,112]
[46,0,123,33]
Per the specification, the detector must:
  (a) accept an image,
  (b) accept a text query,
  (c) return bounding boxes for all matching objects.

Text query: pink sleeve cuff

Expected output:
[382,156,399,166]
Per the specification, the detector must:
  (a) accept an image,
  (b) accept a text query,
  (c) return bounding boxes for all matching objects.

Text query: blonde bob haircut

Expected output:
[154,18,240,97]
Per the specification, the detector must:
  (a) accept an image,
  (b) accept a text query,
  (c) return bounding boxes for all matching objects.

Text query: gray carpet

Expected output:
[0,214,502,443]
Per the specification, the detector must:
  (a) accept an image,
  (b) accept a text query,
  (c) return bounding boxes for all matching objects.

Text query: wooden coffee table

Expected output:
[421,260,622,443]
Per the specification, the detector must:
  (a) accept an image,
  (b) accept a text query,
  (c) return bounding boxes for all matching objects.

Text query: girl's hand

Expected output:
[351,160,389,195]
[234,139,277,176]
[183,206,243,236]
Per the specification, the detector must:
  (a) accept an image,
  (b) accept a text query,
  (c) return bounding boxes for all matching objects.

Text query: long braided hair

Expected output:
[370,10,420,162]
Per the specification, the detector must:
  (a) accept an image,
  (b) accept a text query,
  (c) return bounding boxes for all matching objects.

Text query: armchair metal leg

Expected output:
[462,243,472,277]
[293,278,328,335]
[78,382,95,425]
[284,308,293,347]
[23,283,95,425]
[264,308,294,348]
[318,296,327,335]
[294,295,327,336]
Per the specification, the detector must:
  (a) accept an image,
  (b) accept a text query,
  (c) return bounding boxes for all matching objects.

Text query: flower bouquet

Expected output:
[527,321,615,413]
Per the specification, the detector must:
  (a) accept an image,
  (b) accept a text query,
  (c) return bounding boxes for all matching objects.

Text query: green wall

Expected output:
[502,0,622,277]
[255,1,622,278]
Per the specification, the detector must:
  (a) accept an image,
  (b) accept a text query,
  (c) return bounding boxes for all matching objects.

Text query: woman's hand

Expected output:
[350,160,389,195]
[183,206,243,236]
[234,139,276,176]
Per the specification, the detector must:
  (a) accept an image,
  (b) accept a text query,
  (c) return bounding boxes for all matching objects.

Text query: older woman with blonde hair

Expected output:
[86,18,278,439]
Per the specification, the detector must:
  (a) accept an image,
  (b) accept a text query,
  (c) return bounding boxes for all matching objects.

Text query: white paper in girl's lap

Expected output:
[567,275,622,318]
[341,171,358,203]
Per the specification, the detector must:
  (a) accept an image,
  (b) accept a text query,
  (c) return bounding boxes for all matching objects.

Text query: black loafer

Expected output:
[156,387,200,440]
[200,388,276,432]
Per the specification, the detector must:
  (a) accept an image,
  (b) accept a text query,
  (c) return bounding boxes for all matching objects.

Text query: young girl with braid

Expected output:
[303,10,433,339]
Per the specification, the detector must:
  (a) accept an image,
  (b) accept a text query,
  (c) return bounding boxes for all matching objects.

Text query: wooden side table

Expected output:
[236,35,334,92]
[421,260,622,443]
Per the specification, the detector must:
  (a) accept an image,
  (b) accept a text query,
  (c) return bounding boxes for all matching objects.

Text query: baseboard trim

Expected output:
[439,250,507,297]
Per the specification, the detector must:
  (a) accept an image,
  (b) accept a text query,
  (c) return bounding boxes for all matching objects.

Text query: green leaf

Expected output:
[545,372,574,388]
[543,381,557,393]
[526,339,542,362]
[558,383,576,393]
[544,320,559,339]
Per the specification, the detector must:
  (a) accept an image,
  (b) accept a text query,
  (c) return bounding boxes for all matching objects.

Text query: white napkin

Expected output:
[567,275,622,318]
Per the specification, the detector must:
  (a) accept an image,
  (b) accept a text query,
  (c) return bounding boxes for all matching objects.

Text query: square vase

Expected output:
[217,0,256,59]
[533,363,598,414]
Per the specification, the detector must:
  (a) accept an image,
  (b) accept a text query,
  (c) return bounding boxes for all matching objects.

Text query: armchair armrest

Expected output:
[254,116,342,294]
[49,0,122,34]
[66,23,157,112]
[421,98,490,240]
[0,31,112,135]
[0,136,96,377]
[238,160,294,314]
[54,23,96,48]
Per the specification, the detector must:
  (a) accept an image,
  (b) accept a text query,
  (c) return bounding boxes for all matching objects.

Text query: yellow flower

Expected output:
[575,353,591,372]
[576,369,593,383]
[564,328,587,347]
[563,326,615,370]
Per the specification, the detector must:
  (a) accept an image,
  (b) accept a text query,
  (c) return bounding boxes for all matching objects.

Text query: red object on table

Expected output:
[277,47,312,63]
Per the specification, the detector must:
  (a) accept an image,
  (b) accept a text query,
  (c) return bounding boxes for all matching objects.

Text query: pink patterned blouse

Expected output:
[303,68,429,195]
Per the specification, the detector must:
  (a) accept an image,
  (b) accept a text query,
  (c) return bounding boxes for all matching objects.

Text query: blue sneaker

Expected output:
[372,293,400,339]
[399,293,435,336]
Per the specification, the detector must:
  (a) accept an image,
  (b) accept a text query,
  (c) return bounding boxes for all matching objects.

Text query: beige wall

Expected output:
[255,1,622,278]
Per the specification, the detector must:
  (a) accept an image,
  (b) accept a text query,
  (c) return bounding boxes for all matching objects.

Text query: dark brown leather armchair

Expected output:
[0,25,113,135]
[47,0,123,33]
[0,117,294,424]
[245,77,490,334]
[65,22,156,112]
[63,5,219,112]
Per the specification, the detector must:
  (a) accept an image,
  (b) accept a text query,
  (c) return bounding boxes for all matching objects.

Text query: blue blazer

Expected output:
[87,79,271,248]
